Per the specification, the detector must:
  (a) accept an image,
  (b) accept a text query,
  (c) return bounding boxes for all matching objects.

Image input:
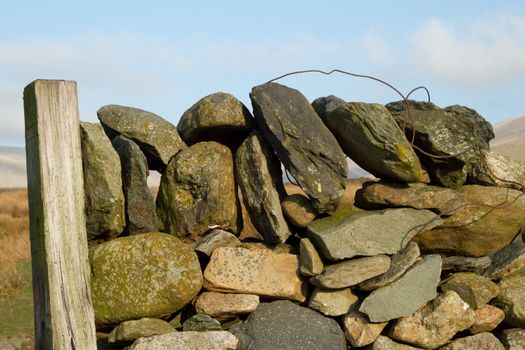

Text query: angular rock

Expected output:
[194,229,241,256]
[416,185,525,257]
[307,208,442,260]
[125,331,238,350]
[442,255,492,273]
[354,180,468,214]
[308,287,359,316]
[314,98,425,182]
[80,121,125,240]
[112,135,159,234]
[177,92,255,147]
[390,291,475,349]
[237,187,264,241]
[250,82,348,213]
[492,270,525,327]
[439,332,504,350]
[499,328,525,350]
[370,335,423,350]
[311,95,346,122]
[194,292,259,319]
[440,272,499,309]
[97,104,186,170]
[108,318,174,344]
[359,242,420,291]
[469,150,525,190]
[230,300,347,350]
[182,314,222,332]
[236,132,291,243]
[281,194,318,227]
[360,255,442,322]
[342,311,388,347]
[90,232,203,327]
[469,304,505,334]
[156,141,239,239]
[203,246,306,302]
[310,255,391,289]
[483,235,525,279]
[386,100,494,188]
[299,238,324,277]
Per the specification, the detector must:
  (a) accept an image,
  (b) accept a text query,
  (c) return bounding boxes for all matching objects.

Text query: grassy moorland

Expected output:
[0,188,34,349]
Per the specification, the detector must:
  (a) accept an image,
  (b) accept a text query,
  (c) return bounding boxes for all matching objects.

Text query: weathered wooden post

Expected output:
[24,80,97,349]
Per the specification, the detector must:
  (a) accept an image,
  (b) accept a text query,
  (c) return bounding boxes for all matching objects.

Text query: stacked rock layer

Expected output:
[80,82,525,349]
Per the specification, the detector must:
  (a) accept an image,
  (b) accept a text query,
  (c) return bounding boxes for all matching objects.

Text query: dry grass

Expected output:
[0,189,31,295]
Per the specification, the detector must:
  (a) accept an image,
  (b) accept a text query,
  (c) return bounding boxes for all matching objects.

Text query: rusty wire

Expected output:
[268,68,525,252]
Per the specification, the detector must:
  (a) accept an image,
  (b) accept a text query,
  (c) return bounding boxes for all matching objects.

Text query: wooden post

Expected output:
[24,80,97,349]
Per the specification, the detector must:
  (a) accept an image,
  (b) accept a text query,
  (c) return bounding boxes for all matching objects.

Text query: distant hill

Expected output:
[0,146,27,188]
[490,115,525,163]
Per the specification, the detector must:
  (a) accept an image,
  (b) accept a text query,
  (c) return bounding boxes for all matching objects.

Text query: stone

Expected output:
[307,208,442,260]
[440,272,499,309]
[156,141,239,239]
[499,328,525,350]
[97,104,186,171]
[354,180,468,214]
[308,287,359,316]
[203,246,306,302]
[177,92,255,147]
[79,121,125,240]
[314,98,425,183]
[194,292,259,319]
[370,335,423,350]
[182,314,222,332]
[442,255,492,273]
[386,100,494,188]
[439,332,504,350]
[236,132,291,243]
[299,238,324,277]
[194,229,241,256]
[469,304,505,334]
[230,300,347,350]
[469,150,525,190]
[359,242,420,291]
[492,270,525,327]
[281,194,318,227]
[108,318,174,344]
[125,331,238,350]
[90,232,202,327]
[112,135,159,234]
[311,95,346,122]
[390,291,475,349]
[237,187,264,241]
[360,255,442,322]
[341,311,388,347]
[250,82,348,213]
[310,255,391,289]
[483,235,525,279]
[416,185,525,257]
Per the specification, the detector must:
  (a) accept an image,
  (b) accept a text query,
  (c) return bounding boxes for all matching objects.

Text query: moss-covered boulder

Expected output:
[177,92,255,147]
[90,232,202,327]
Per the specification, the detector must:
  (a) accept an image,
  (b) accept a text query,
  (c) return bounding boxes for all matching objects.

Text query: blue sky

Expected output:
[1,1,524,147]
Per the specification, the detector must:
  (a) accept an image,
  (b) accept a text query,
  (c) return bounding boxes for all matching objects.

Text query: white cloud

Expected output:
[409,14,525,88]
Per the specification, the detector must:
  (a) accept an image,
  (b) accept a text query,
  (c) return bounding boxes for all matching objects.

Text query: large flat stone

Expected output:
[236,132,291,244]
[194,292,259,319]
[250,82,348,213]
[307,208,442,260]
[98,104,186,170]
[359,255,442,322]
[126,331,238,350]
[203,247,306,302]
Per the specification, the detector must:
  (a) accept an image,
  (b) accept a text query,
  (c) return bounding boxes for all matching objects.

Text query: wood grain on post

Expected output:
[24,80,97,349]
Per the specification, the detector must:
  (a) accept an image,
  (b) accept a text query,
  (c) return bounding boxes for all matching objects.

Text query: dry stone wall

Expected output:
[79,82,525,349]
